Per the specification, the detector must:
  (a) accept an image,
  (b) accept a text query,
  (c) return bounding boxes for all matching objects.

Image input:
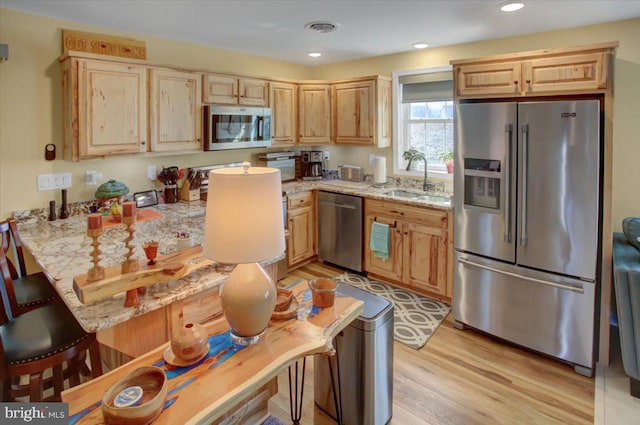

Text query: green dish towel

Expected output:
[370,221,390,260]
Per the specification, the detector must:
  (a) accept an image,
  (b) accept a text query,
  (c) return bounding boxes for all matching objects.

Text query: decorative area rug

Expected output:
[334,273,450,350]
[260,415,287,425]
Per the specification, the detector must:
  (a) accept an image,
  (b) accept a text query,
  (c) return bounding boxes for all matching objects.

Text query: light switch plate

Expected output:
[37,173,71,191]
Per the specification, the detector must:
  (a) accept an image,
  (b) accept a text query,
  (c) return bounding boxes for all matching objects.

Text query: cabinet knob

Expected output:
[514,80,519,85]
[526,79,531,84]
[141,141,146,145]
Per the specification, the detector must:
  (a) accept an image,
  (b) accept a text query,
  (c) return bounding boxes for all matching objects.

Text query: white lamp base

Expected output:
[221,262,276,346]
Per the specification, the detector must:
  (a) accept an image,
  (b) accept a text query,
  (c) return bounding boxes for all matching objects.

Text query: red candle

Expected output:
[87,213,102,230]
[122,202,136,218]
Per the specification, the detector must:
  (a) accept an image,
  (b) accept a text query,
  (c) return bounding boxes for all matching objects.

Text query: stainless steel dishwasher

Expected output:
[317,191,363,272]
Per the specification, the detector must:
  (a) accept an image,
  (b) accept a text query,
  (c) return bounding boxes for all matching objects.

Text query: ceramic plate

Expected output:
[163,343,210,367]
[271,297,298,321]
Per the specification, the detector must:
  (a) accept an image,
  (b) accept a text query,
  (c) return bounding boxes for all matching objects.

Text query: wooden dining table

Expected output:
[62,279,364,425]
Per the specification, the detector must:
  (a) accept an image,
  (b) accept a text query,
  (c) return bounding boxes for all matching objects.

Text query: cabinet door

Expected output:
[287,206,315,266]
[376,78,392,148]
[269,81,297,146]
[298,85,331,145]
[149,68,202,152]
[333,80,374,145]
[364,215,403,282]
[402,222,448,296]
[77,60,147,157]
[522,53,607,94]
[455,62,522,97]
[239,78,268,106]
[202,74,238,104]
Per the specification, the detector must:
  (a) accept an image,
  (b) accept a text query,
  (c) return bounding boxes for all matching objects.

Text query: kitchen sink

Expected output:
[417,194,451,203]
[385,189,423,198]
[384,189,451,204]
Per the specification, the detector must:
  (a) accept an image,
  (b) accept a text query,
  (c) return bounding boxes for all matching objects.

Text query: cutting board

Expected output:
[101,209,163,229]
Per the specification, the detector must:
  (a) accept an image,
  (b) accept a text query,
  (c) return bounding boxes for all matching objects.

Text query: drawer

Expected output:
[288,191,313,209]
[366,198,448,228]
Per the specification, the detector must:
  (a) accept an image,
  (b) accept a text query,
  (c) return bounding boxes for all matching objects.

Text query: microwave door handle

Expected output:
[257,116,263,140]
[504,123,512,243]
[521,123,529,246]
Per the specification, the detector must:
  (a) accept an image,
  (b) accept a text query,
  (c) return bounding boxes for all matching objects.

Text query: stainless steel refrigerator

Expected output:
[453,100,601,376]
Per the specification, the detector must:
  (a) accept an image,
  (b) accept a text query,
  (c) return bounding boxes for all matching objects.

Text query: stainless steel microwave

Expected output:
[203,105,271,151]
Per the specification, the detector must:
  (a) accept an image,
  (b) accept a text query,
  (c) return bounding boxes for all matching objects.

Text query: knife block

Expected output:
[179,182,200,202]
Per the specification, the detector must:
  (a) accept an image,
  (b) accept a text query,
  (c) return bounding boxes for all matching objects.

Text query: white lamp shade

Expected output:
[203,166,285,263]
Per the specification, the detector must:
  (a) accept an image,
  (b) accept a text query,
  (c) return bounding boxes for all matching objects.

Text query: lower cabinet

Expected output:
[364,198,452,302]
[287,191,316,267]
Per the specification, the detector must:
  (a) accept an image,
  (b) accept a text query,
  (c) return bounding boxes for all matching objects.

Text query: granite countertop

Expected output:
[13,178,450,332]
[15,202,282,333]
[283,179,453,210]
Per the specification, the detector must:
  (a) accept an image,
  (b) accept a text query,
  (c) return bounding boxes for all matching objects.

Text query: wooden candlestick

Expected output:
[86,227,105,282]
[121,213,140,307]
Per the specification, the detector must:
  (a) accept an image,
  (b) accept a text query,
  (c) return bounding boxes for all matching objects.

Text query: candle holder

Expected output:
[121,215,138,274]
[86,228,105,282]
[121,210,141,307]
[143,240,159,266]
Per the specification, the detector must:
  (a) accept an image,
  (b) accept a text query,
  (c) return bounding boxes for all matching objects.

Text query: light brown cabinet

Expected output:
[149,68,202,153]
[521,52,607,94]
[269,81,297,146]
[287,192,316,267]
[332,76,391,147]
[298,84,331,145]
[62,58,147,161]
[202,73,268,106]
[452,44,613,99]
[364,198,452,302]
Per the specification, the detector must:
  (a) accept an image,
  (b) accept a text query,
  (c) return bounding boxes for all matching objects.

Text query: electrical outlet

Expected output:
[85,171,97,186]
[37,173,72,191]
[148,165,157,180]
[323,151,330,160]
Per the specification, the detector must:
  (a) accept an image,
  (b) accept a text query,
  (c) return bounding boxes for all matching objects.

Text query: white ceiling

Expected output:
[2,0,640,65]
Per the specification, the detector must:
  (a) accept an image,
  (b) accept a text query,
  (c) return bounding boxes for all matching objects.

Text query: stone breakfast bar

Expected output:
[14,201,284,365]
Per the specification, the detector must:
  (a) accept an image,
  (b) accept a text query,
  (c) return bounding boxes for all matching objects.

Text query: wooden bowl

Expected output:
[274,288,293,312]
[102,366,168,425]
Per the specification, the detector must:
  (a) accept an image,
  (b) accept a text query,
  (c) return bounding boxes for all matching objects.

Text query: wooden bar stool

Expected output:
[0,247,102,402]
[0,219,60,318]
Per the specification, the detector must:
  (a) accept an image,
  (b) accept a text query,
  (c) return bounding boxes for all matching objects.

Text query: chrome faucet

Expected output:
[405,153,436,191]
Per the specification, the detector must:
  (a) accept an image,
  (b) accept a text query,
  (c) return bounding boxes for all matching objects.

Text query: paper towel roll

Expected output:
[373,156,387,184]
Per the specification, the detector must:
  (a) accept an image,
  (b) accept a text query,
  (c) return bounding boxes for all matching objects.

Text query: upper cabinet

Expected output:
[62,58,147,161]
[202,74,268,106]
[331,76,391,147]
[298,84,331,145]
[149,68,202,153]
[269,81,297,146]
[451,42,617,99]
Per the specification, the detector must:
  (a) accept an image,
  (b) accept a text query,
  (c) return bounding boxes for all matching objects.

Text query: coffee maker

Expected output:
[301,151,323,181]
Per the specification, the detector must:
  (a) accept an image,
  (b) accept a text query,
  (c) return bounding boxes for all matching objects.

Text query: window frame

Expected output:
[392,65,453,180]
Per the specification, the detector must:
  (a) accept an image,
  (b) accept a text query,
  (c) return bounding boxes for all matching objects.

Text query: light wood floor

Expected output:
[269,262,594,425]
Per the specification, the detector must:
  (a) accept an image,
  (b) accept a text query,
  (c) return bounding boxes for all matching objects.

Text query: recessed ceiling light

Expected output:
[412,42,429,49]
[500,2,525,12]
[308,52,322,58]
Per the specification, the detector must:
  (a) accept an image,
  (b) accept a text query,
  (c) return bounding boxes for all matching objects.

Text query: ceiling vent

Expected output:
[304,21,341,33]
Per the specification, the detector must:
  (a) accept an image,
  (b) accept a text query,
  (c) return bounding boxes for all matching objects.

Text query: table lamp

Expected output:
[203,162,285,346]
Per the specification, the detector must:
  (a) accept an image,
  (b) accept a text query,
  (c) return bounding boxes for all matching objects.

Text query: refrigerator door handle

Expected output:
[457,257,585,294]
[504,123,512,243]
[521,123,529,246]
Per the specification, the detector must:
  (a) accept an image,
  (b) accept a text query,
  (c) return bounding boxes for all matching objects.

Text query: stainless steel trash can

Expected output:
[314,282,394,425]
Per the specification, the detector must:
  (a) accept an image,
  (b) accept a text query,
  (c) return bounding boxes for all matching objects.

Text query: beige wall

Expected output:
[1,8,638,230]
